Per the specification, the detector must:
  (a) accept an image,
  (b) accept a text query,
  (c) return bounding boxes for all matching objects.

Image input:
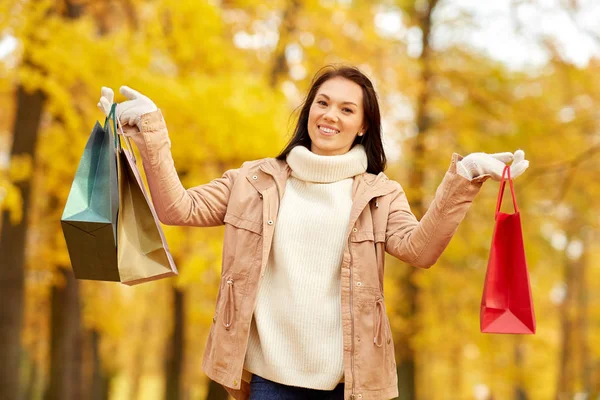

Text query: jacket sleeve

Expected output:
[120,110,239,227]
[385,154,490,268]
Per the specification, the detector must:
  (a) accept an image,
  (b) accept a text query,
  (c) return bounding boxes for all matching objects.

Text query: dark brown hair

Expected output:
[276,65,386,174]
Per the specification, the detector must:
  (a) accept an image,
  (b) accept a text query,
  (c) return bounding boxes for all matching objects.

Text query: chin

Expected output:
[311,142,348,156]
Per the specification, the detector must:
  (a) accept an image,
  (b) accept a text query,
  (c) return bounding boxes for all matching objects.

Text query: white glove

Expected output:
[457,150,529,181]
[97,86,114,116]
[97,86,157,129]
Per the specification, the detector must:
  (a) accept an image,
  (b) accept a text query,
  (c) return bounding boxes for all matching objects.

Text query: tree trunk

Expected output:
[165,287,186,400]
[0,3,84,398]
[90,329,110,400]
[576,228,591,393]
[591,359,600,398]
[396,1,439,399]
[514,337,527,400]
[269,0,301,88]
[130,325,146,400]
[206,379,229,400]
[0,83,45,400]
[44,268,83,400]
[450,344,462,396]
[555,257,574,400]
[23,349,39,400]
[555,222,580,399]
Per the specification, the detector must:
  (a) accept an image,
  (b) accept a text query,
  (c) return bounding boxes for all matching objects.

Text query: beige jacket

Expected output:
[124,110,490,400]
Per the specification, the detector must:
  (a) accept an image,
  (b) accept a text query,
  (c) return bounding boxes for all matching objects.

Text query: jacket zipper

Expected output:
[348,235,356,398]
[348,194,386,399]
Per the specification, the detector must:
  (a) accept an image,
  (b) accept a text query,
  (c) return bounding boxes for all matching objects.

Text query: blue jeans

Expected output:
[249,374,344,400]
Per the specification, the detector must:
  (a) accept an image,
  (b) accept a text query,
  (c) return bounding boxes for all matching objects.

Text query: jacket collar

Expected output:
[245,158,291,200]
[352,171,396,199]
[248,158,395,201]
[260,159,291,199]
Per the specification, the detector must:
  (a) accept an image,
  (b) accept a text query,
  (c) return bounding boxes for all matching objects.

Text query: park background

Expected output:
[1,0,599,399]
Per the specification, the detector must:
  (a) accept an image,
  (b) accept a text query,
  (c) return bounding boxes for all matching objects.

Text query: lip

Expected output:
[317,124,339,136]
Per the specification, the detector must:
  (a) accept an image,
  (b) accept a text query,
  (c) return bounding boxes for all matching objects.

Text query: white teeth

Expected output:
[319,126,339,134]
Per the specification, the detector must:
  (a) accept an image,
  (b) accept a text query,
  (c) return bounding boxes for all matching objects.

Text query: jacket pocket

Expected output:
[224,213,262,235]
[217,273,247,331]
[223,213,263,276]
[354,290,396,390]
[350,231,386,290]
[350,229,386,245]
[205,273,248,373]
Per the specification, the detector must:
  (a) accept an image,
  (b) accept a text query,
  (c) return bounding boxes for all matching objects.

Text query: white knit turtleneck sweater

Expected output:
[243,144,368,390]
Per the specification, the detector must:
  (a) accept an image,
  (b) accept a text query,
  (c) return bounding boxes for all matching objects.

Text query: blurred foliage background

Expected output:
[0,0,599,399]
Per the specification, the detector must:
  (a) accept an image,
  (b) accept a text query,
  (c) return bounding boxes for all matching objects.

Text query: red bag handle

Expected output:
[496,165,519,218]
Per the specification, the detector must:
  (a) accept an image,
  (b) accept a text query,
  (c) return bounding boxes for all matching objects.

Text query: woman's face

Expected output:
[307,77,366,156]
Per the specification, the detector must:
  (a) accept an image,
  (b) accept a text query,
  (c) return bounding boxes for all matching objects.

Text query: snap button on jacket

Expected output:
[125,110,490,400]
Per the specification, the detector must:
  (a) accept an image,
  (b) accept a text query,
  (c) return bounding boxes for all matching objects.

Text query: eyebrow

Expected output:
[316,93,358,107]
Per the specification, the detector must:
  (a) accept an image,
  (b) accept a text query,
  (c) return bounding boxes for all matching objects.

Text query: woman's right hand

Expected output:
[97,86,158,130]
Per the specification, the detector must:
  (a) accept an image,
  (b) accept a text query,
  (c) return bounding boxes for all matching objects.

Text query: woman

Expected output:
[99,66,528,400]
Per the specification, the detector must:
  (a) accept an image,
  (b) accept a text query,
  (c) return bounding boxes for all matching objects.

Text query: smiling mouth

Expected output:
[318,125,340,135]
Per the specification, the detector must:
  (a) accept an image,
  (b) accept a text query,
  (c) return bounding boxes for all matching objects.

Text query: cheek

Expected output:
[352,115,365,132]
[344,116,361,133]
[308,107,320,123]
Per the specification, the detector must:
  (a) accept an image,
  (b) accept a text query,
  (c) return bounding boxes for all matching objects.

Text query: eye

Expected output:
[342,107,353,113]
[317,100,327,106]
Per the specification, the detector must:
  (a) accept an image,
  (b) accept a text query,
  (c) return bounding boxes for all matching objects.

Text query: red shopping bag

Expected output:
[480,165,536,334]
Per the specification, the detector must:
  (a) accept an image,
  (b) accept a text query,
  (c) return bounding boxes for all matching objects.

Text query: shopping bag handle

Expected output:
[109,105,137,165]
[106,103,120,151]
[495,165,519,218]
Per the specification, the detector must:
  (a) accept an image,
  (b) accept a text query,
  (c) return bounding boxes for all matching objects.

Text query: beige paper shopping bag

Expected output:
[116,132,177,286]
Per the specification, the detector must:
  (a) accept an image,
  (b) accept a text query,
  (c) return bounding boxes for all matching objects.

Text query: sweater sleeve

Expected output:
[119,110,239,227]
[384,153,490,268]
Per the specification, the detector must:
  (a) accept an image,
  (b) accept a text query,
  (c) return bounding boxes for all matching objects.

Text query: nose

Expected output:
[323,108,339,122]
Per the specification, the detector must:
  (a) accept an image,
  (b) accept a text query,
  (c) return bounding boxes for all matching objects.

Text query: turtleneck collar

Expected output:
[286,145,368,183]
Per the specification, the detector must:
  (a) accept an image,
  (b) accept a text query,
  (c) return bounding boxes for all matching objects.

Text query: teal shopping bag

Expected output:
[61,105,119,281]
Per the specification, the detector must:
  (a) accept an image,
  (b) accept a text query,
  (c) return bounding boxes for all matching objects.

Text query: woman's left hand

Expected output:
[97,86,158,130]
[457,150,529,181]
